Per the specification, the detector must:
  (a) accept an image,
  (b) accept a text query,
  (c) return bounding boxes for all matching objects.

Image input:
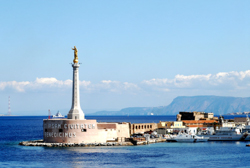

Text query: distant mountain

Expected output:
[92,96,250,115]
[92,107,165,116]
[159,96,250,115]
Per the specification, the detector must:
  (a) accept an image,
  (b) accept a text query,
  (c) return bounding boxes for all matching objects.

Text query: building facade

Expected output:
[234,117,247,126]
[130,123,158,135]
[177,111,215,121]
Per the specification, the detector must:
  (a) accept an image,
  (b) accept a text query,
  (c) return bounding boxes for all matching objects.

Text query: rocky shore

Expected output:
[19,138,166,147]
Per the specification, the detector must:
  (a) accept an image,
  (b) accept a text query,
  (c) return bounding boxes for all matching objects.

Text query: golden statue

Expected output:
[72,46,78,63]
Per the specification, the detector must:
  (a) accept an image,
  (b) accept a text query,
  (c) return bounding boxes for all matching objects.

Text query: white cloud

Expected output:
[142,70,250,91]
[91,80,140,93]
[0,78,76,92]
[0,78,139,93]
[0,81,30,92]
[35,78,58,84]
[2,70,250,94]
[34,78,73,87]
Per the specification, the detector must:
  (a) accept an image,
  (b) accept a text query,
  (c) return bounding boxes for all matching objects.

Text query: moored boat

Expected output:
[204,127,248,141]
[52,111,65,118]
[167,133,209,142]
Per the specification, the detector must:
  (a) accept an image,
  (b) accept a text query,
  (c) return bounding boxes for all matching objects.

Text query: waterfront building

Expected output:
[221,120,235,127]
[156,128,171,135]
[43,47,130,143]
[157,121,173,128]
[169,121,186,133]
[155,121,174,134]
[177,111,215,121]
[182,120,218,134]
[182,120,218,127]
[130,123,158,135]
[221,122,235,127]
[170,121,185,129]
[234,117,247,126]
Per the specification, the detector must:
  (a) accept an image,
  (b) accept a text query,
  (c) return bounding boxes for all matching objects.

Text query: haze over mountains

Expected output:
[92,96,250,115]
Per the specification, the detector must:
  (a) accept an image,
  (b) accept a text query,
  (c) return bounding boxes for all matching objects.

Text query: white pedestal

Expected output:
[67,63,85,120]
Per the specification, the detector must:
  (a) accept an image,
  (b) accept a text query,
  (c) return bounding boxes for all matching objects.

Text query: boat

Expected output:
[52,111,65,118]
[241,115,250,140]
[167,133,209,142]
[204,117,248,141]
[204,127,248,141]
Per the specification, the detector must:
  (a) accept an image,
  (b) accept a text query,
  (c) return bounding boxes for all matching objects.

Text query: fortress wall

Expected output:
[116,123,130,138]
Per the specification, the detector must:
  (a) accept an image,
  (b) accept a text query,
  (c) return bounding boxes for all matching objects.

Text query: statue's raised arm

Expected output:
[72,46,78,63]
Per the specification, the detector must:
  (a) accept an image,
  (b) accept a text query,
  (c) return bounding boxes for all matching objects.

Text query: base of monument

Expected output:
[67,112,85,120]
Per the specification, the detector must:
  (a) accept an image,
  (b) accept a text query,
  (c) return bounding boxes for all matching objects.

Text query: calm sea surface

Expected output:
[0,115,250,168]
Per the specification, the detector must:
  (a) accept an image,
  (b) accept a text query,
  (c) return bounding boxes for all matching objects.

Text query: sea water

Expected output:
[0,116,250,168]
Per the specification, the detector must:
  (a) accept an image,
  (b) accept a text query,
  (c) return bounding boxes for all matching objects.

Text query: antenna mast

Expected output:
[48,109,51,119]
[8,96,11,116]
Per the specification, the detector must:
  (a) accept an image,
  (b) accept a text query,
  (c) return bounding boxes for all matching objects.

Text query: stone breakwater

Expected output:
[19,138,166,147]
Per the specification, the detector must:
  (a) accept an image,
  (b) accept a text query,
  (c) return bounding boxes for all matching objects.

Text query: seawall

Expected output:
[19,138,167,147]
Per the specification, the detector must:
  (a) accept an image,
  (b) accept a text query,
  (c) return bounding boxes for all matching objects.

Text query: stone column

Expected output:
[67,63,85,120]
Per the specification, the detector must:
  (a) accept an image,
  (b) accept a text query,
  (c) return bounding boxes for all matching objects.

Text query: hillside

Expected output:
[92,96,250,115]
[92,107,165,116]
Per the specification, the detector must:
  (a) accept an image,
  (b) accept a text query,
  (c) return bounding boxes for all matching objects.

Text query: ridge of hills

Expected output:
[92,96,250,115]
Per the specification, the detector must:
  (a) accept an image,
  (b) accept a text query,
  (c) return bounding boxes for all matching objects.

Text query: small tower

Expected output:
[67,46,85,120]
[8,96,11,116]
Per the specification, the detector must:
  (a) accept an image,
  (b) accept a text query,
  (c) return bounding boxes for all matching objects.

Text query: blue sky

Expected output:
[1,1,250,115]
